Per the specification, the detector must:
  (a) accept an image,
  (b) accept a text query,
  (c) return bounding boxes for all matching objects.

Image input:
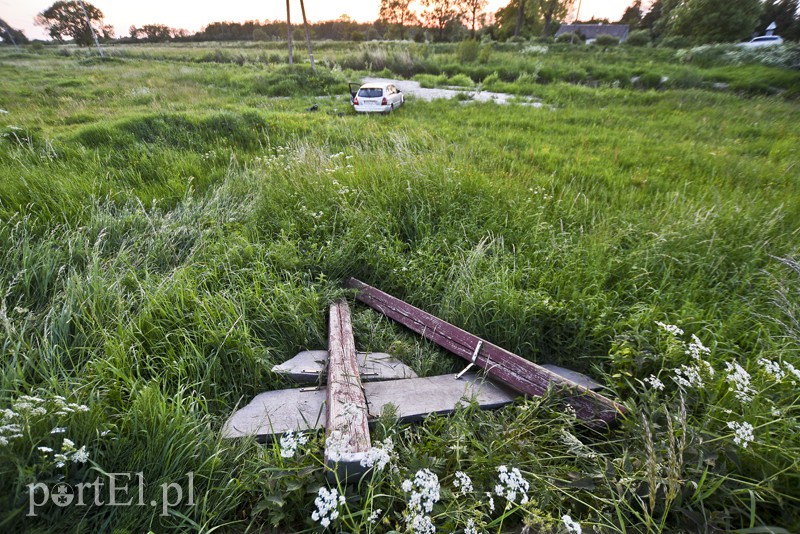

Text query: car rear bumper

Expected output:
[354,104,393,113]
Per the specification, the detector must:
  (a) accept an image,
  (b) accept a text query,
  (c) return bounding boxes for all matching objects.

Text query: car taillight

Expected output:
[353,97,359,105]
[381,97,387,105]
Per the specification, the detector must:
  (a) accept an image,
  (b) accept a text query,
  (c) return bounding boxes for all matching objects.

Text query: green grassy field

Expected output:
[1,41,799,533]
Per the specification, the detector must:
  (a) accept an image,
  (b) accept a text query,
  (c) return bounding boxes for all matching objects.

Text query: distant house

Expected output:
[555,24,630,43]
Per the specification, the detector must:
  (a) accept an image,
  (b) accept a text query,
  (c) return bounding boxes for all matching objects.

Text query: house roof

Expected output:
[555,24,630,41]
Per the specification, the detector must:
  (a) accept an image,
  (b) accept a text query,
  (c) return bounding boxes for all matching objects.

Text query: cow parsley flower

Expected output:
[562,514,582,534]
[685,334,711,360]
[367,509,382,524]
[464,518,478,534]
[784,362,800,384]
[360,437,394,471]
[311,487,345,528]
[279,431,308,458]
[656,322,684,337]
[724,362,754,403]
[758,358,784,381]
[644,375,665,391]
[324,430,350,462]
[494,465,529,504]
[72,445,89,464]
[673,364,704,389]
[727,421,754,448]
[403,469,440,533]
[37,446,53,454]
[453,471,473,494]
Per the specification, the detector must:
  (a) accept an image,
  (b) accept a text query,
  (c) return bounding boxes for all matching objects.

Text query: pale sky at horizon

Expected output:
[2,0,637,41]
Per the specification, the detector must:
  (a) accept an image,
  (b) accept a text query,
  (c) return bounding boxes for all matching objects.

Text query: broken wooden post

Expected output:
[325,299,371,479]
[345,278,626,428]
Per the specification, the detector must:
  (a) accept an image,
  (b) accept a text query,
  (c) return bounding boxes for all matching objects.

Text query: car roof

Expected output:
[359,82,392,89]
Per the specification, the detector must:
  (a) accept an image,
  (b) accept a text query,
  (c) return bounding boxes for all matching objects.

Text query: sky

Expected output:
[2,0,636,41]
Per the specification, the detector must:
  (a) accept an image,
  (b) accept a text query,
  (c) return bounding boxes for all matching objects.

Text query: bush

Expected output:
[556,32,582,44]
[478,44,492,64]
[594,34,620,47]
[351,31,365,42]
[448,73,474,87]
[458,39,480,62]
[658,36,691,49]
[625,30,651,47]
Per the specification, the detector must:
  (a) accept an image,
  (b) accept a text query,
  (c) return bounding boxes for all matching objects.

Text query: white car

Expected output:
[739,35,784,48]
[351,82,404,114]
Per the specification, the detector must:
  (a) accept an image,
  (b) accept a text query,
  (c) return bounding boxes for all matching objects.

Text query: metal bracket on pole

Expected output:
[456,341,482,380]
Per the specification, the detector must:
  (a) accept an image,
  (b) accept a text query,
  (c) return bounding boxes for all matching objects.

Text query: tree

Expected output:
[640,0,681,38]
[34,1,113,45]
[460,0,488,36]
[540,0,573,36]
[758,0,800,39]
[667,0,763,43]
[379,0,417,39]
[285,0,293,64]
[421,0,460,40]
[494,0,540,39]
[129,24,172,42]
[618,0,644,27]
[0,18,29,45]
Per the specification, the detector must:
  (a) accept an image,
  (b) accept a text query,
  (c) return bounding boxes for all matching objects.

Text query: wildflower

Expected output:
[656,321,684,337]
[411,514,435,534]
[784,362,800,383]
[367,509,382,524]
[72,446,89,464]
[494,466,529,504]
[1,409,16,421]
[724,362,754,403]
[403,468,440,514]
[758,358,784,381]
[644,375,665,391]
[62,438,75,449]
[51,427,66,434]
[485,493,495,512]
[54,453,68,468]
[278,431,308,458]
[562,514,582,534]
[453,471,473,494]
[464,518,478,534]
[685,334,711,360]
[311,487,345,528]
[325,430,350,462]
[360,437,394,471]
[727,421,754,448]
[674,364,704,389]
[37,446,53,454]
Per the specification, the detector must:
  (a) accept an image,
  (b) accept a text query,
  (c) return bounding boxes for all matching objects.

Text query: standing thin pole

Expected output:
[299,0,315,72]
[574,0,582,23]
[1,20,20,52]
[78,0,104,57]
[285,0,293,65]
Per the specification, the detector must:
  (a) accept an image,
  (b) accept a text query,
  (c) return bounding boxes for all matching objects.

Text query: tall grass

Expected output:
[0,44,799,532]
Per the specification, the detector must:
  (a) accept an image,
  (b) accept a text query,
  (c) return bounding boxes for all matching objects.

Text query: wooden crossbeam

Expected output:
[325,299,371,476]
[345,278,626,428]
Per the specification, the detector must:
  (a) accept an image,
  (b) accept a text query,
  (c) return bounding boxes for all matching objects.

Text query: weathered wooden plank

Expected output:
[345,278,626,427]
[325,299,371,476]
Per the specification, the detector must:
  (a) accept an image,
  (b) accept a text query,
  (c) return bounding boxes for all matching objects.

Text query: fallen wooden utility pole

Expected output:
[345,278,626,428]
[325,299,371,477]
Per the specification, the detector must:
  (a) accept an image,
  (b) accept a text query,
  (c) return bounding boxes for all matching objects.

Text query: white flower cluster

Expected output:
[311,487,345,528]
[325,430,350,462]
[464,518,479,534]
[644,375,665,391]
[494,465,529,504]
[402,468,440,533]
[50,437,89,468]
[726,421,754,448]
[674,364,706,389]
[685,334,711,360]
[562,514,582,534]
[360,437,395,471]
[367,508,382,524]
[724,361,754,403]
[785,362,800,384]
[1,395,89,447]
[758,358,785,381]
[453,470,473,494]
[656,321,684,337]
[278,431,308,458]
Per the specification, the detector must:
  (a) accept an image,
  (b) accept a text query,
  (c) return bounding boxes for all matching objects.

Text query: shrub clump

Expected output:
[625,30,651,47]
[458,39,480,62]
[556,32,582,44]
[594,34,620,47]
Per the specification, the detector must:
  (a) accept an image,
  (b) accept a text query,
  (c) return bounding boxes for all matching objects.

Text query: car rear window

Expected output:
[358,88,383,97]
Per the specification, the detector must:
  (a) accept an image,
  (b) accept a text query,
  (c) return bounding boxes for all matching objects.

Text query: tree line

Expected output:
[2,0,798,48]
